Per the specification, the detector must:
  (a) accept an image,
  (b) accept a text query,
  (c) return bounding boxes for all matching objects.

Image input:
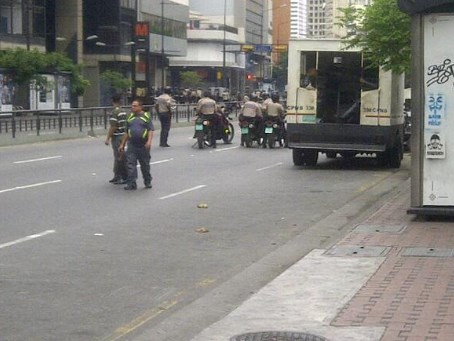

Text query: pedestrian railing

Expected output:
[0,102,242,138]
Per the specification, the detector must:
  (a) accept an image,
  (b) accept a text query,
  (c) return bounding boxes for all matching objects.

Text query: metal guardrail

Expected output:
[0,102,242,138]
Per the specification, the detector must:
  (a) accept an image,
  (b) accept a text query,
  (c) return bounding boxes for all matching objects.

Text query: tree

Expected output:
[0,48,90,96]
[337,0,411,74]
[180,71,202,88]
[100,70,132,94]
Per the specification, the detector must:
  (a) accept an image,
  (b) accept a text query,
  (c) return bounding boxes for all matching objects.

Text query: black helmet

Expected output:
[164,86,172,94]
[271,92,280,103]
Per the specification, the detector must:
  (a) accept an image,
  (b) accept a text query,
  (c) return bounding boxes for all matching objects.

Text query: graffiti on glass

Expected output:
[426,59,454,87]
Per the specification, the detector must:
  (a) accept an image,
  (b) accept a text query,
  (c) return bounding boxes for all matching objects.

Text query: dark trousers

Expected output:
[158,112,171,145]
[126,144,152,186]
[111,135,127,180]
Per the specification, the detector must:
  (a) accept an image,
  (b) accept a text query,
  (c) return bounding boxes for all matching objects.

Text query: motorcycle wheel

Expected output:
[223,123,234,143]
[205,131,213,148]
[268,133,275,149]
[245,134,253,148]
[197,135,204,149]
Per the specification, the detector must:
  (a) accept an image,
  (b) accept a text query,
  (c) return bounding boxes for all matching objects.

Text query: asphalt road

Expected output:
[0,126,410,341]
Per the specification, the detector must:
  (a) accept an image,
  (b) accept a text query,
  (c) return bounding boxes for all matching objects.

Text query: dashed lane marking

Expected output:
[0,180,62,194]
[13,156,62,164]
[256,162,283,172]
[213,146,240,152]
[0,230,56,250]
[158,185,206,200]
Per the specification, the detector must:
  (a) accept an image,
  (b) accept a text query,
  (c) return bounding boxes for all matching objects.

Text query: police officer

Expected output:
[155,87,173,147]
[196,91,218,148]
[263,92,286,147]
[119,99,154,190]
[239,94,263,146]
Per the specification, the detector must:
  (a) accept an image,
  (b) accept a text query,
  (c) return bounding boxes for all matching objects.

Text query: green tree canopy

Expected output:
[180,71,202,88]
[0,48,90,95]
[100,70,132,93]
[337,0,411,74]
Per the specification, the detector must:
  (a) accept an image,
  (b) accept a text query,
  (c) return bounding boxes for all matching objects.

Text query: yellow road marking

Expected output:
[101,299,179,341]
[101,278,217,340]
[356,172,390,194]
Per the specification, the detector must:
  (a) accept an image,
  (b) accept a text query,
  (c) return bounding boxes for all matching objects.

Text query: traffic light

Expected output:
[246,73,254,80]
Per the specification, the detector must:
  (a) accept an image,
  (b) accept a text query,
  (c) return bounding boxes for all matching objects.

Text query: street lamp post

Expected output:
[222,0,227,89]
[161,1,165,90]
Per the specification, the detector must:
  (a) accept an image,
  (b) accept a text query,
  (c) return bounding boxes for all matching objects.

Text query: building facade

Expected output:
[0,0,47,51]
[82,0,189,106]
[170,0,275,96]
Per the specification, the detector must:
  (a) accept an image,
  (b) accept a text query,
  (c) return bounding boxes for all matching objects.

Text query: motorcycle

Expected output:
[194,109,234,149]
[218,106,235,144]
[239,116,262,148]
[262,116,285,148]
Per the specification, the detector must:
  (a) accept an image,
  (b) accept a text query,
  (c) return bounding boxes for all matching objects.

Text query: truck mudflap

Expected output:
[287,123,403,153]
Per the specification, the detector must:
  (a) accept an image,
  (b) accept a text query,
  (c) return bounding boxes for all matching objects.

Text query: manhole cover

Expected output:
[402,247,454,257]
[325,245,390,257]
[353,224,407,234]
[230,331,328,341]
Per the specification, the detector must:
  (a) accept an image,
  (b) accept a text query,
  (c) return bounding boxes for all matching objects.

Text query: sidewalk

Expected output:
[190,179,454,341]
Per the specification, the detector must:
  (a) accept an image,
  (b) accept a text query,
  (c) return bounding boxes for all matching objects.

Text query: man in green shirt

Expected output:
[119,99,154,190]
[105,94,127,184]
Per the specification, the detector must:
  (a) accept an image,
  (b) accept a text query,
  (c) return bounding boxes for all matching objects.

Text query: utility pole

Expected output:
[25,0,32,50]
[222,0,227,88]
[161,1,165,91]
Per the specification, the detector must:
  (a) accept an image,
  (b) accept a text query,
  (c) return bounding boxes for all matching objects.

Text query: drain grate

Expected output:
[325,245,391,257]
[401,247,454,257]
[353,224,407,234]
[230,331,328,341]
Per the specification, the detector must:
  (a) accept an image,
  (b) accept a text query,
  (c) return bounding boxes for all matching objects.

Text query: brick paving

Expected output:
[331,185,454,340]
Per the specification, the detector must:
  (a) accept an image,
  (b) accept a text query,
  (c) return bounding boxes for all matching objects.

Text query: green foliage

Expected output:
[100,70,132,92]
[0,48,90,95]
[180,71,202,88]
[337,0,411,74]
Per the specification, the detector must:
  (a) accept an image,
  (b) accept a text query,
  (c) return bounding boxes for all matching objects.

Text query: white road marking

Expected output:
[151,158,174,165]
[159,185,206,200]
[214,146,240,152]
[136,158,174,168]
[0,230,56,250]
[14,156,62,164]
[256,162,283,172]
[0,180,62,194]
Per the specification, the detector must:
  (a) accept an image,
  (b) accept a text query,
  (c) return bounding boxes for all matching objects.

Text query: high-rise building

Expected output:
[305,0,372,38]
[290,0,307,38]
